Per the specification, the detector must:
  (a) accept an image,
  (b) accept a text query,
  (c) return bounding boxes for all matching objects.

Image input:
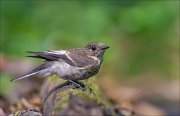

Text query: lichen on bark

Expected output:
[41,75,109,115]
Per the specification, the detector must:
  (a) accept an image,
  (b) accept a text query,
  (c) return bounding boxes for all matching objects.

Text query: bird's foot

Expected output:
[67,80,85,89]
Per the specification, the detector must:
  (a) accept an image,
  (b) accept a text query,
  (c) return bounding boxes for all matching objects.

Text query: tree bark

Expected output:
[40,75,110,116]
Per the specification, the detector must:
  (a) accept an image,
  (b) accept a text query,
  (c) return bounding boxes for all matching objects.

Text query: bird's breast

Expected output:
[51,60,100,80]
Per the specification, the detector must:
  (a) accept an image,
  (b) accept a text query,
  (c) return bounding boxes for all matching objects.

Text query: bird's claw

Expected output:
[68,80,85,89]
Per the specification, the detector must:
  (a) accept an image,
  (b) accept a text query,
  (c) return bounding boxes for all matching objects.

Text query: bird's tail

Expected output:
[10,63,51,82]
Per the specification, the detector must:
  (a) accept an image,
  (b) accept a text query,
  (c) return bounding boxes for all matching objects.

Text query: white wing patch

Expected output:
[45,50,68,55]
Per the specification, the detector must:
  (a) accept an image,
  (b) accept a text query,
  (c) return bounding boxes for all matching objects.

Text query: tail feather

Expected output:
[10,63,50,82]
[10,70,42,82]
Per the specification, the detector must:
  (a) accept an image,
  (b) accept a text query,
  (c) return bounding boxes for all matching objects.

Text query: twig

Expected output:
[43,81,71,104]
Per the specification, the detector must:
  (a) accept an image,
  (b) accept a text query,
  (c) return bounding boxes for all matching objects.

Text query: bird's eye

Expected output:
[91,46,96,51]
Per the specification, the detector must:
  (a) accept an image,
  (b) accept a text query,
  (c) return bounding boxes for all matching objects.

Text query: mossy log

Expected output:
[10,75,134,116]
[40,75,111,116]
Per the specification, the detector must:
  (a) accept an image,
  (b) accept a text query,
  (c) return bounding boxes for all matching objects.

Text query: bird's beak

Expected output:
[101,45,110,50]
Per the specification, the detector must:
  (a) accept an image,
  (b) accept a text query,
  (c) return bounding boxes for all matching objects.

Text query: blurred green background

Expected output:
[1,0,179,79]
[0,0,179,115]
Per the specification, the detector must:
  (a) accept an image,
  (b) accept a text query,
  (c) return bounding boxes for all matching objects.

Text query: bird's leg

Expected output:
[67,80,85,88]
[73,80,85,88]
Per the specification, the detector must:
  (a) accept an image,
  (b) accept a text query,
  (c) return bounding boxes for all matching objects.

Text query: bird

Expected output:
[11,42,109,87]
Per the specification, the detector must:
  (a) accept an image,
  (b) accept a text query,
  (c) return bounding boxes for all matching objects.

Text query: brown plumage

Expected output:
[11,42,109,82]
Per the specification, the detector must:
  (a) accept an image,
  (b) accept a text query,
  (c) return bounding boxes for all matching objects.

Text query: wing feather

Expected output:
[27,51,61,61]
[67,53,97,67]
[27,50,97,68]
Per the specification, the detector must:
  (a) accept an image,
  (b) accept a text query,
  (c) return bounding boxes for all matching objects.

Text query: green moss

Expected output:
[54,76,109,111]
[48,74,61,82]
[54,89,71,110]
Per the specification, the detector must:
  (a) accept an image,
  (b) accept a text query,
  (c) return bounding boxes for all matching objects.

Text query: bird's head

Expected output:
[84,42,109,60]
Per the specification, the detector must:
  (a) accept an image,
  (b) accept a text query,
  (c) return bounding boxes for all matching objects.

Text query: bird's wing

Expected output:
[27,50,97,68]
[27,50,67,61]
[67,53,98,68]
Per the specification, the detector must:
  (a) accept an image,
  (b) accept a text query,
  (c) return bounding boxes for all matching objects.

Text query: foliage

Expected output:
[0,1,179,78]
